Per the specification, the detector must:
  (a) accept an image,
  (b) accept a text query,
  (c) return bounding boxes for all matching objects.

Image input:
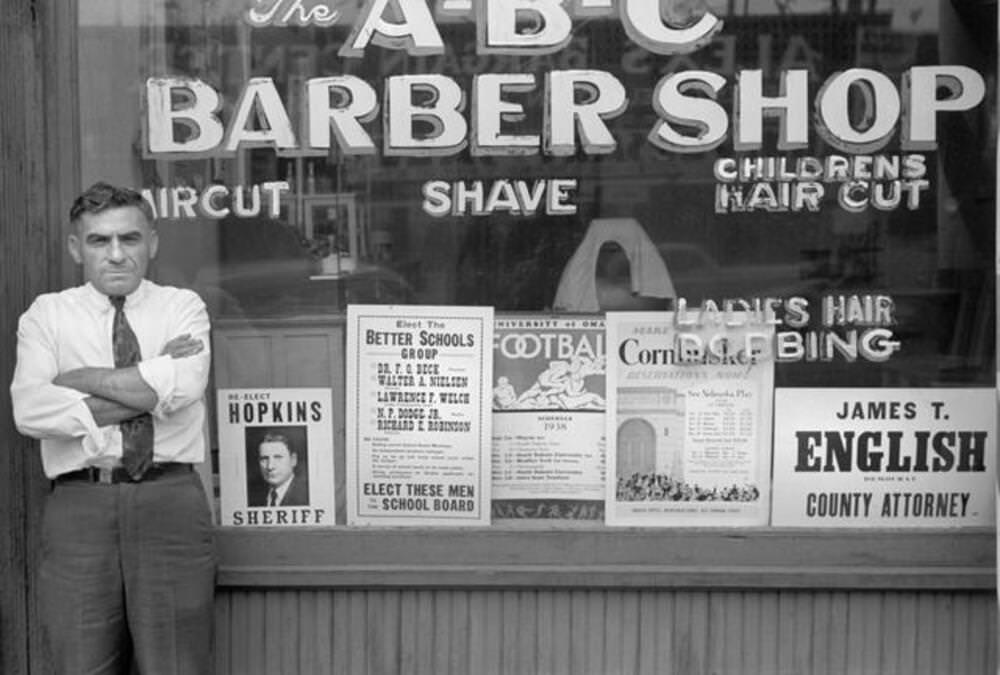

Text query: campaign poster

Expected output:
[605,311,775,526]
[492,315,606,521]
[772,388,996,527]
[346,305,494,526]
[217,388,335,527]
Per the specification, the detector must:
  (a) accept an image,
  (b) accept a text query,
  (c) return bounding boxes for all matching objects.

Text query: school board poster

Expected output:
[492,315,605,521]
[605,312,775,527]
[772,388,995,527]
[217,388,335,527]
[346,305,494,526]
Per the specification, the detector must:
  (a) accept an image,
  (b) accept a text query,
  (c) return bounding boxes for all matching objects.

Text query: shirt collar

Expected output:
[272,476,295,502]
[82,279,152,313]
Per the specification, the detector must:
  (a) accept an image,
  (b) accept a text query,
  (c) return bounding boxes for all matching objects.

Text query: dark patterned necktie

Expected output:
[269,487,278,507]
[111,295,154,480]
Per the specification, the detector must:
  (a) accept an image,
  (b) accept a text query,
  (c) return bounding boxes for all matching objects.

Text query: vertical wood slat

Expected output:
[397,589,418,674]
[262,590,283,675]
[366,590,399,675]
[967,591,994,675]
[314,590,333,674]
[466,590,488,675]
[636,590,658,675]
[584,591,605,674]
[794,593,815,673]
[483,589,503,675]
[828,591,851,674]
[654,591,675,675]
[568,589,588,674]
[879,592,899,675]
[513,590,537,675]
[914,592,937,674]
[845,592,875,674]
[331,586,350,673]
[617,590,640,675]
[415,589,435,674]
[952,592,971,675]
[550,589,573,675]
[295,591,317,675]
[214,588,997,675]
[708,590,739,675]
[445,591,469,675]
[756,590,779,674]
[809,592,831,675]
[499,589,519,675]
[348,590,368,675]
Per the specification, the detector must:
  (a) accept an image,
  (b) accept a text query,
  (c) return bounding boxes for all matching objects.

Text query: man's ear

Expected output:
[149,228,160,260]
[67,230,82,264]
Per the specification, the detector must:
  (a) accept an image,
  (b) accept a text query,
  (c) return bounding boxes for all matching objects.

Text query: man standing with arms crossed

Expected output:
[10,182,216,674]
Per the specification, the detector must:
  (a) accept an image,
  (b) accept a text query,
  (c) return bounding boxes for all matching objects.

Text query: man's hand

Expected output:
[160,334,204,359]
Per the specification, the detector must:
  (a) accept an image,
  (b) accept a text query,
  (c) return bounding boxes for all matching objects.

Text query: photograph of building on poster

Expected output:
[492,316,606,520]
[217,388,335,526]
[605,312,775,527]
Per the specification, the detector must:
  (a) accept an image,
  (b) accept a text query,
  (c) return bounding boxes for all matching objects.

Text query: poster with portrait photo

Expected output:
[218,388,335,527]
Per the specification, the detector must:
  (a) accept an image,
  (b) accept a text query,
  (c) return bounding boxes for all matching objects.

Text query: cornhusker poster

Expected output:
[347,305,494,526]
[492,316,605,520]
[217,388,335,527]
[605,312,774,526]
[772,388,995,527]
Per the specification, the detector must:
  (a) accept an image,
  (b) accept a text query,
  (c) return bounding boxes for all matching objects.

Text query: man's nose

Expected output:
[108,237,125,261]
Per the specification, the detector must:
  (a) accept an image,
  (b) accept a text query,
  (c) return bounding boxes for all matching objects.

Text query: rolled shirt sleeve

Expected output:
[136,290,211,420]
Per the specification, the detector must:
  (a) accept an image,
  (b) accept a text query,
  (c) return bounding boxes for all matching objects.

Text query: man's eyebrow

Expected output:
[84,230,144,242]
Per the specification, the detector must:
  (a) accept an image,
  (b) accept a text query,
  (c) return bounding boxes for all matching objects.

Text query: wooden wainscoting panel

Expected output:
[214,588,998,675]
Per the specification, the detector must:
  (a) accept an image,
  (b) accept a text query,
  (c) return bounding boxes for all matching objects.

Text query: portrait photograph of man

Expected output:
[245,426,310,507]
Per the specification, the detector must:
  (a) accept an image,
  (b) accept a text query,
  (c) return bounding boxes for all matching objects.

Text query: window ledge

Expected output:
[216,527,996,590]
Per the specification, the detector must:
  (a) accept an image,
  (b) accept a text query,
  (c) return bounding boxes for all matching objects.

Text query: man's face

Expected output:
[68,206,158,296]
[258,441,297,487]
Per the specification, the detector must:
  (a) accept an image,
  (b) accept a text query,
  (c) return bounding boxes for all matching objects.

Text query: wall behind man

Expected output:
[0,1,80,673]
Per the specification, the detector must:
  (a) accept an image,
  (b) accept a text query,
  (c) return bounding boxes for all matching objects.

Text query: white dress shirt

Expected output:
[10,280,211,478]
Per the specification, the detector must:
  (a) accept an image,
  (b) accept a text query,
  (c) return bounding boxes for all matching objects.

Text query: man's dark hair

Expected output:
[259,431,295,457]
[70,181,154,224]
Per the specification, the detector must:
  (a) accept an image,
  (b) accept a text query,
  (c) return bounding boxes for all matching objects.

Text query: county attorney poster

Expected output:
[772,388,995,527]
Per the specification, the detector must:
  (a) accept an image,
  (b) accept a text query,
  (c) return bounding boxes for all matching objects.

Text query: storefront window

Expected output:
[78,0,996,529]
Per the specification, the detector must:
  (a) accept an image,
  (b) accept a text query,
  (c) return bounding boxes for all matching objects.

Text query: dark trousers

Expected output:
[40,469,216,675]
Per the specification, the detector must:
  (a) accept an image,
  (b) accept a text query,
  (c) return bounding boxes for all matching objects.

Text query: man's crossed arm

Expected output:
[53,334,204,426]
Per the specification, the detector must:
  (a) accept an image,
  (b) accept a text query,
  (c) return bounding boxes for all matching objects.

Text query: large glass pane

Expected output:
[77,1,996,524]
[80,1,995,389]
